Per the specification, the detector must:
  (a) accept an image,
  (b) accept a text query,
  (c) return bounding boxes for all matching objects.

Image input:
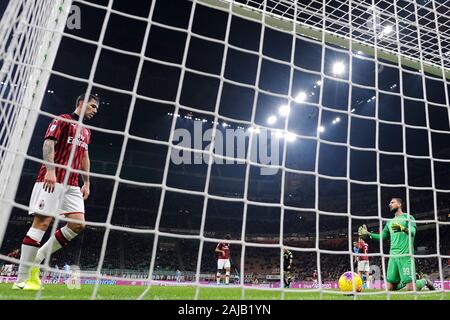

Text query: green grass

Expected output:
[0,284,448,300]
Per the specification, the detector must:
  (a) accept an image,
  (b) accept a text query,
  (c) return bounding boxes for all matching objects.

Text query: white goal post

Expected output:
[0,0,73,245]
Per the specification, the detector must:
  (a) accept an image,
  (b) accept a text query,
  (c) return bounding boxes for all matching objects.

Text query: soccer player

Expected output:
[312,269,318,288]
[12,93,99,290]
[355,237,370,289]
[283,248,293,288]
[215,234,231,285]
[176,269,181,283]
[63,262,71,283]
[359,198,435,291]
[352,241,360,266]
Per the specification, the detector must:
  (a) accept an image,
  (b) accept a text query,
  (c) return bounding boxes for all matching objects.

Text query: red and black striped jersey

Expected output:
[357,241,369,261]
[216,243,230,259]
[36,114,91,186]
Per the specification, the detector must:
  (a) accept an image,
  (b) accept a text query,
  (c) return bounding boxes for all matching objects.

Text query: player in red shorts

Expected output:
[215,234,231,285]
[13,93,99,290]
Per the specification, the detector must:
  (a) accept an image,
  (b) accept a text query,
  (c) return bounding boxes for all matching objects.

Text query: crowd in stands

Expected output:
[2,220,449,281]
[1,163,449,281]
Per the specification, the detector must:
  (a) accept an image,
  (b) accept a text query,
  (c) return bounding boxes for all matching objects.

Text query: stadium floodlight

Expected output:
[274,130,284,139]
[335,117,341,123]
[222,122,228,128]
[383,25,394,35]
[318,126,326,133]
[378,25,394,39]
[279,105,290,117]
[295,91,307,103]
[247,127,261,134]
[285,132,296,142]
[332,61,345,75]
[267,115,277,125]
[316,80,322,86]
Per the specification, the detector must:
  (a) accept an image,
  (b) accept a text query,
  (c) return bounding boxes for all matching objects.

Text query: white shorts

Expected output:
[357,260,370,273]
[28,182,84,215]
[217,259,231,270]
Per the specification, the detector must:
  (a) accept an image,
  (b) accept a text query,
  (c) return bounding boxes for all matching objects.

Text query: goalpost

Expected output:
[0,0,73,246]
[0,0,449,300]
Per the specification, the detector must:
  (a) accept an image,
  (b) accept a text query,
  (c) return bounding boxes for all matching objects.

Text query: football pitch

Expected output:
[0,284,448,300]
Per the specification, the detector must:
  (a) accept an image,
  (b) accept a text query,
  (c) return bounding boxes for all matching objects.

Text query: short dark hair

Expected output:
[76,93,100,107]
[392,198,403,208]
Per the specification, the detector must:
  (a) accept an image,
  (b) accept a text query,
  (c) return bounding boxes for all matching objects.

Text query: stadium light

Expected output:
[222,122,228,127]
[248,127,260,134]
[267,115,277,125]
[318,126,325,133]
[316,80,322,86]
[274,130,284,139]
[335,117,341,123]
[383,25,393,35]
[332,61,345,75]
[279,105,290,117]
[295,91,307,103]
[379,25,394,39]
[285,132,296,142]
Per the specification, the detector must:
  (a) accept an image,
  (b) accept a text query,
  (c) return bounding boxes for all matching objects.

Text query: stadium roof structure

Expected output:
[199,0,450,78]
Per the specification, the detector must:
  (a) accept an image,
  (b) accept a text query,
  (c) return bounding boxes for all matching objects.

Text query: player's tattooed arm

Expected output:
[80,151,91,200]
[43,139,57,192]
[81,151,90,183]
[43,139,56,170]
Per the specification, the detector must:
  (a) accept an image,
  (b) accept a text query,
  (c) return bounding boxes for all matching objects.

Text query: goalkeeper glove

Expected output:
[358,224,370,237]
[391,223,407,233]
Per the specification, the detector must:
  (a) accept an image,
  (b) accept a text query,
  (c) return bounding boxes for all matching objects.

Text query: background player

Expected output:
[312,269,318,288]
[359,198,435,291]
[215,234,231,285]
[283,248,293,288]
[13,93,99,290]
[355,237,370,289]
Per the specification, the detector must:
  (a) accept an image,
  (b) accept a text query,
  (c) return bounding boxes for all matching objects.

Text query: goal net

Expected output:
[0,0,449,300]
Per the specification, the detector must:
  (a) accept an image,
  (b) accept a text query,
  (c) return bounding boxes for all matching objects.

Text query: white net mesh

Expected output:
[0,0,449,300]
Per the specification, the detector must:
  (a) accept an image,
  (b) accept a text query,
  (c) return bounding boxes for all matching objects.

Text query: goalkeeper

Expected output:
[358,198,435,291]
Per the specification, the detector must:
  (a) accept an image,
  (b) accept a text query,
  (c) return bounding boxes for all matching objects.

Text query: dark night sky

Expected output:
[3,0,450,239]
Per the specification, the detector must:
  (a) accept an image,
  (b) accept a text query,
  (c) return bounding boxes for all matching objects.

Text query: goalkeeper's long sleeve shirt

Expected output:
[369,213,416,255]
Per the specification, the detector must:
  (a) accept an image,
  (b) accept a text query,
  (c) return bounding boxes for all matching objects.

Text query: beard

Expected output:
[390,207,399,214]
